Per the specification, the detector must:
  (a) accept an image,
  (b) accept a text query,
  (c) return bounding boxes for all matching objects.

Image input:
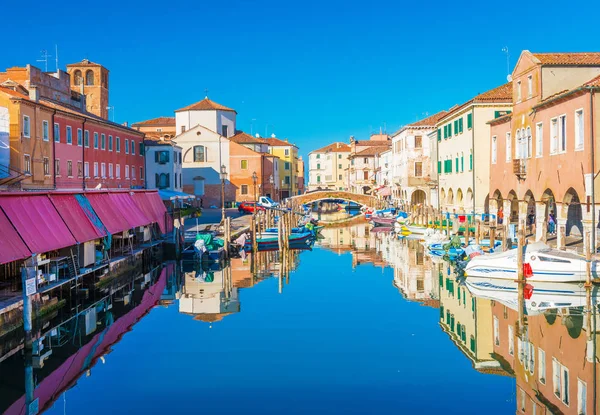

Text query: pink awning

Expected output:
[107,193,151,229]
[0,195,77,255]
[133,192,170,234]
[49,195,106,243]
[0,209,31,265]
[86,193,131,234]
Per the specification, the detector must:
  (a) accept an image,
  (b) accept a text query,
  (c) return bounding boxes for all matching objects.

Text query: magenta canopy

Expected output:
[49,194,106,243]
[0,208,31,265]
[0,195,77,255]
[107,192,151,229]
[132,191,170,234]
[86,193,132,234]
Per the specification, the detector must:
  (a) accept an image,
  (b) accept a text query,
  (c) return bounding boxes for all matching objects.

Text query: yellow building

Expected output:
[265,136,299,198]
[307,142,351,191]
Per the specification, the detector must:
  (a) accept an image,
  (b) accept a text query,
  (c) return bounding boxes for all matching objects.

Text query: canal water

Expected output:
[0,216,597,414]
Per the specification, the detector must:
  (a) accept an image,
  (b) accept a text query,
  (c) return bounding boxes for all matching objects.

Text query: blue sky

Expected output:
[3,0,600,160]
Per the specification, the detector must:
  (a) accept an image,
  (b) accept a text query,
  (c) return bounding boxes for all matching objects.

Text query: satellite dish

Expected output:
[507,74,513,82]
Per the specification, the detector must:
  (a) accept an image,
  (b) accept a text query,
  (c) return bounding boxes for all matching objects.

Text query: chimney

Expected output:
[122,121,128,127]
[29,85,39,102]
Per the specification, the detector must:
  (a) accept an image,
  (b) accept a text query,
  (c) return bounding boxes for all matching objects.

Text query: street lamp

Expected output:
[252,171,258,203]
[220,164,227,224]
[269,174,274,199]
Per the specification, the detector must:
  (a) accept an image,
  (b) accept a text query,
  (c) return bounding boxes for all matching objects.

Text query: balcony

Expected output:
[513,159,526,180]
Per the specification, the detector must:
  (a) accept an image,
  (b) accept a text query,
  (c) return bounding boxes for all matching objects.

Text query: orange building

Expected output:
[228,132,279,202]
[131,117,176,139]
[489,51,600,246]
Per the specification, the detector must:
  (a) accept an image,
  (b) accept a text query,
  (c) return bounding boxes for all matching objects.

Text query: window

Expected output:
[125,165,130,179]
[77,129,83,146]
[553,358,569,405]
[317,163,321,170]
[338,154,342,159]
[506,132,512,161]
[174,172,176,187]
[316,154,320,159]
[241,160,248,169]
[437,129,442,141]
[461,153,464,172]
[73,70,82,85]
[23,116,30,138]
[140,167,144,181]
[221,125,228,137]
[469,151,473,171]
[538,348,546,383]
[85,70,94,85]
[559,115,567,152]
[492,136,497,164]
[414,162,422,177]
[178,152,182,164]
[455,156,459,172]
[508,326,514,355]
[66,126,72,144]
[156,173,169,188]
[109,163,113,178]
[181,125,186,134]
[43,157,50,175]
[77,161,83,178]
[285,162,290,170]
[575,109,584,150]
[156,151,170,164]
[517,80,522,101]
[42,121,49,141]
[84,130,89,147]
[467,113,473,129]
[284,175,290,185]
[131,141,135,155]
[363,171,369,180]
[241,184,248,194]
[100,134,105,150]
[125,139,129,154]
[415,135,422,148]
[459,118,464,133]
[550,118,558,153]
[285,149,290,156]
[101,163,106,178]
[55,159,60,176]
[116,164,121,178]
[578,379,587,415]
[535,123,543,157]
[93,132,98,149]
[139,142,144,155]
[493,316,499,346]
[116,137,121,152]
[193,145,206,162]
[23,154,31,173]
[84,162,89,178]
[108,135,113,151]
[132,167,136,180]
[527,75,533,98]
[338,164,342,169]
[67,160,73,177]
[338,174,342,180]
[93,162,98,178]
[54,123,60,142]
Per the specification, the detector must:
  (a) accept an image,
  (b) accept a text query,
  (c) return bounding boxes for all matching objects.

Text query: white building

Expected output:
[390,111,447,207]
[175,97,236,138]
[144,138,183,192]
[307,142,350,191]
[375,149,392,199]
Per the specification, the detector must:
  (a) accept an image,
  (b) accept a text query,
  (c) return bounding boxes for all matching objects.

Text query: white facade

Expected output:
[145,142,183,191]
[172,125,230,190]
[307,142,350,191]
[376,149,391,187]
[349,154,376,194]
[427,129,439,209]
[175,108,236,138]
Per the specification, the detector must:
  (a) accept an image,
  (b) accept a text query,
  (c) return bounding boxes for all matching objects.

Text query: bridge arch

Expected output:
[288,190,381,208]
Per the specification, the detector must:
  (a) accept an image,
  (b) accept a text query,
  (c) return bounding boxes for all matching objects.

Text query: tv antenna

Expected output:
[501,46,511,81]
[37,49,52,72]
[55,45,59,72]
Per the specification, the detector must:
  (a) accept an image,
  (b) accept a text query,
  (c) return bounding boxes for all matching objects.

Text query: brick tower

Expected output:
[66,59,109,119]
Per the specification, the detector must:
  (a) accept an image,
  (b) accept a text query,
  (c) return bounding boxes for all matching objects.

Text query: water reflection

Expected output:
[0,220,596,414]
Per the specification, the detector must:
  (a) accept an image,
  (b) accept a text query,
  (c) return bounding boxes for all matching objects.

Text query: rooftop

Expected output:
[175,97,236,113]
[439,82,512,122]
[532,52,600,66]
[352,146,391,157]
[131,117,175,127]
[229,131,268,145]
[265,137,297,148]
[310,142,351,154]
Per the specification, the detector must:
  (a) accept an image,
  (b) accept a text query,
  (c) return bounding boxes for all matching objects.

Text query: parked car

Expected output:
[257,196,280,209]
[238,201,265,214]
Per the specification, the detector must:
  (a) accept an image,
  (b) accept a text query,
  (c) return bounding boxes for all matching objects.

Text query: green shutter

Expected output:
[461,156,464,172]
[448,123,452,137]
[437,129,441,141]
[459,118,464,133]
[470,336,476,352]
[443,125,447,138]
[437,161,441,174]
[469,154,473,170]
[454,120,458,134]
[467,113,472,129]
[455,158,458,171]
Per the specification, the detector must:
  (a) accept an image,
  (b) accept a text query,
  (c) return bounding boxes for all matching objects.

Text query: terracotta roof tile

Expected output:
[533,52,600,66]
[473,82,512,102]
[353,146,390,157]
[265,137,297,148]
[229,131,268,144]
[353,140,391,147]
[175,97,236,113]
[311,142,351,154]
[407,110,448,127]
[0,86,29,99]
[131,117,175,127]
[585,74,600,87]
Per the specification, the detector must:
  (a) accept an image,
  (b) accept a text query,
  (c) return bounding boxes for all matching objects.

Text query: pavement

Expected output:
[185,208,252,237]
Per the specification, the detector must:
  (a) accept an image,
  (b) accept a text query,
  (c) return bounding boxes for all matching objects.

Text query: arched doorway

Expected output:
[541,188,557,234]
[411,189,426,205]
[507,190,518,223]
[524,190,536,235]
[564,188,583,237]
[456,189,464,211]
[447,189,454,207]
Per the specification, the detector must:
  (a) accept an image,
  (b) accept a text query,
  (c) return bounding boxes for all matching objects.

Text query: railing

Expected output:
[513,159,526,180]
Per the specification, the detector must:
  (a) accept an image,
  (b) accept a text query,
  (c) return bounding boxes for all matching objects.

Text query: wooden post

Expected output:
[503,221,510,251]
[475,221,481,245]
[425,207,429,228]
[277,217,283,250]
[585,230,592,286]
[490,223,496,252]
[464,217,470,247]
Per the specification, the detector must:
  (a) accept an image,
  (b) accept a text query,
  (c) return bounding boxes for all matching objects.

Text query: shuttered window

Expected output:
[437,129,441,141]
[467,113,473,129]
[437,161,441,174]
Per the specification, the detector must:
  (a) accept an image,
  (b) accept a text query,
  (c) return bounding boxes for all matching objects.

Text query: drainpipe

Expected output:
[471,108,476,221]
[51,110,57,190]
[590,89,596,249]
[82,119,87,191]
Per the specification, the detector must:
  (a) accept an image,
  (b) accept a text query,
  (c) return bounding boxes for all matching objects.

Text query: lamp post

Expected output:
[220,164,227,224]
[252,171,258,203]
[269,174,274,199]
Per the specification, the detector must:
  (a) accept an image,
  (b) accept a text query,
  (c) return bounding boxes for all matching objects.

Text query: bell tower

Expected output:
[66,59,109,119]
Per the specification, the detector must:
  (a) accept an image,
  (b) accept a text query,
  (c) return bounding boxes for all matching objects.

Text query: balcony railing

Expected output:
[513,159,526,180]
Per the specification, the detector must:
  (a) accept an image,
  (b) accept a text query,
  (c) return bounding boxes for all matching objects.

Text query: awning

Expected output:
[132,192,170,234]
[0,209,31,265]
[378,186,391,197]
[85,193,132,234]
[158,189,195,200]
[0,195,77,255]
[108,193,150,229]
[49,195,106,243]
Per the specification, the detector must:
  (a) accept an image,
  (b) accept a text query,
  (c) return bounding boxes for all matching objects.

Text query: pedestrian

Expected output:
[497,207,504,225]
[548,211,556,235]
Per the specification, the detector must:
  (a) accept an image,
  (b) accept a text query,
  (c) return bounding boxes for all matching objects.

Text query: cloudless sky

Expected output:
[3,0,600,160]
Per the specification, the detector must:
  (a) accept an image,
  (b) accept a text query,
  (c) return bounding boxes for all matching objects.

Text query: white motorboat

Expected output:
[465,242,598,283]
[395,222,428,235]
[464,275,598,315]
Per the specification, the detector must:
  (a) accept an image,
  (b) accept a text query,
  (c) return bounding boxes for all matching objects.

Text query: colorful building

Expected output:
[307,142,351,191]
[132,117,176,139]
[265,136,299,198]
[488,51,600,246]
[144,138,183,192]
[436,83,512,215]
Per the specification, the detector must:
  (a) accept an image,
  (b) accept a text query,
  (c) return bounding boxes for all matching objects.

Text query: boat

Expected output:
[243,231,315,251]
[465,242,598,283]
[464,275,599,315]
[396,223,428,235]
[370,226,393,234]
[259,225,323,238]
[371,216,397,226]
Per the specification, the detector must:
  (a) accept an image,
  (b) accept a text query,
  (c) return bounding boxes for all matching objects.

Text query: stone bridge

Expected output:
[287,191,382,209]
